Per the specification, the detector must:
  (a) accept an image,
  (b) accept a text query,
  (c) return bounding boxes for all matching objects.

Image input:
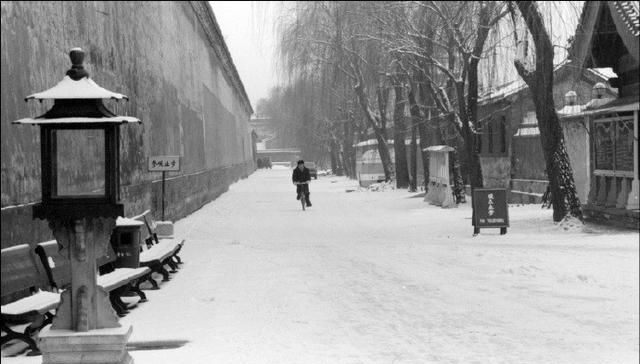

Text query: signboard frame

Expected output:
[148,155,180,172]
[148,155,181,220]
[472,188,509,235]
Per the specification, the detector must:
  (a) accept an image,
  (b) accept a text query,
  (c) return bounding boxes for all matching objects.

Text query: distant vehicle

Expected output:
[306,162,318,179]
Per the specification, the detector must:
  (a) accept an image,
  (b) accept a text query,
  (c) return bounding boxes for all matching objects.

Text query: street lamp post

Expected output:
[13,48,140,364]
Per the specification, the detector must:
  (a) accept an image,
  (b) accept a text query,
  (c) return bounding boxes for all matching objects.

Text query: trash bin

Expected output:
[111,217,144,268]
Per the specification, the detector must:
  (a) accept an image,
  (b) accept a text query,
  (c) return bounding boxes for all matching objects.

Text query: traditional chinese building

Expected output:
[565,1,639,228]
[477,61,617,203]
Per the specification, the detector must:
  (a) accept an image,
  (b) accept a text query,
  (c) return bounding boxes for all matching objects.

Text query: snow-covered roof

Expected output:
[478,79,528,105]
[557,105,585,116]
[588,67,618,80]
[25,76,129,100]
[116,217,144,227]
[255,148,301,153]
[12,116,141,125]
[513,126,540,137]
[0,243,29,253]
[478,60,573,105]
[478,61,616,106]
[424,145,455,153]
[353,138,421,148]
[354,139,393,147]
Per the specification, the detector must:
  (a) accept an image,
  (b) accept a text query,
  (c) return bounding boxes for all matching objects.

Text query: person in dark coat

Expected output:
[292,160,312,207]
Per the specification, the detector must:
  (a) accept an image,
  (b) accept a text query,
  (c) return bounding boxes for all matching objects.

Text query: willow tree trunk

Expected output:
[411,85,430,189]
[393,85,410,188]
[330,141,343,176]
[410,121,418,192]
[342,120,356,179]
[515,1,582,222]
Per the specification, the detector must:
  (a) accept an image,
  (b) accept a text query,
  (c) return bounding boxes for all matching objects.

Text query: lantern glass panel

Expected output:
[54,129,106,197]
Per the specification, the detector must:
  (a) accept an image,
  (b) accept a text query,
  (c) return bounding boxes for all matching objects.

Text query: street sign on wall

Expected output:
[148,156,180,172]
[472,188,509,235]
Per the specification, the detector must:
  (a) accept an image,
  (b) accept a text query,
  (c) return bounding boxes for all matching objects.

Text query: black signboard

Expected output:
[472,188,509,235]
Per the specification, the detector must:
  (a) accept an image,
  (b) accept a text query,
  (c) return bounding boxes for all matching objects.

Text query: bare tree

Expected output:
[277,1,396,181]
[510,1,582,222]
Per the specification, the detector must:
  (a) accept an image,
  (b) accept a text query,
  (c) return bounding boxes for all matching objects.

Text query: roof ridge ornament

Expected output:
[66,48,89,80]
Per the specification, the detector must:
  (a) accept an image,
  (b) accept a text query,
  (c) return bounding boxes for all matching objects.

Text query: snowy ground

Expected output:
[3,168,639,363]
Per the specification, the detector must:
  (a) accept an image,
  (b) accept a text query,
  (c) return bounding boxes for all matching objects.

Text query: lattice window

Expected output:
[594,121,614,170]
[616,119,634,171]
[593,112,635,172]
[500,116,507,153]
[488,121,494,154]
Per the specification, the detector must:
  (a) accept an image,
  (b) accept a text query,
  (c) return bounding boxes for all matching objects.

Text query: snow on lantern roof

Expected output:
[115,217,144,227]
[12,116,141,125]
[24,48,128,101]
[25,76,129,101]
[13,48,141,126]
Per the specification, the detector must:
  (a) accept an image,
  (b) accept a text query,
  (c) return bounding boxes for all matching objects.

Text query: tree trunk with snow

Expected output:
[514,1,582,222]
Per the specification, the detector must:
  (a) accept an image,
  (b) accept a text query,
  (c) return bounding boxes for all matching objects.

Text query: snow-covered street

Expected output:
[5,168,639,364]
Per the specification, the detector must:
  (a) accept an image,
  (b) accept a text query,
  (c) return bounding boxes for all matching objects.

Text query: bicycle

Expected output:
[294,181,309,211]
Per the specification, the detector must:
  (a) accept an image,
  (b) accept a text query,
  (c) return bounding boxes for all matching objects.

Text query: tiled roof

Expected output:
[479,60,616,106]
[480,61,583,105]
[614,1,640,36]
[570,1,640,67]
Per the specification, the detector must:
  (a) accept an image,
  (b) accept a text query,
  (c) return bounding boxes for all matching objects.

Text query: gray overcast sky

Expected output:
[209,1,584,112]
[209,1,279,112]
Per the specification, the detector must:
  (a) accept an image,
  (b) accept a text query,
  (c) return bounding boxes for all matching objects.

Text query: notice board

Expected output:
[472,188,509,229]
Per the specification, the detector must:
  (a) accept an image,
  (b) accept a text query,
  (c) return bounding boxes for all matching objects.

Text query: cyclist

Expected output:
[292,160,312,207]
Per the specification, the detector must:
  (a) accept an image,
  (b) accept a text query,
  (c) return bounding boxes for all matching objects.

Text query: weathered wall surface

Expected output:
[1,1,254,248]
[562,117,590,203]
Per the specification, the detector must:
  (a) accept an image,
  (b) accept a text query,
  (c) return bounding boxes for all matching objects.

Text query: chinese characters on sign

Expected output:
[148,156,180,172]
[472,188,509,235]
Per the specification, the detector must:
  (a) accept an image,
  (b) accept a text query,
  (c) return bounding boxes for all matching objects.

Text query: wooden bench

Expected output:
[35,240,151,317]
[132,210,185,284]
[1,244,59,355]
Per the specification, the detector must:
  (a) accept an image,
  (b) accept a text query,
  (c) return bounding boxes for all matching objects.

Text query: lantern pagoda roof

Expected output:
[25,76,128,101]
[13,48,140,126]
[12,115,140,125]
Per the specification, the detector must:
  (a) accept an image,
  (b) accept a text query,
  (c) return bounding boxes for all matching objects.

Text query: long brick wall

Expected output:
[0,1,255,248]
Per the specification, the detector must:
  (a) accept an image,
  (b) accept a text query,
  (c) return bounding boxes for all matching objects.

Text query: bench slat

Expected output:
[97,267,151,292]
[1,291,60,317]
